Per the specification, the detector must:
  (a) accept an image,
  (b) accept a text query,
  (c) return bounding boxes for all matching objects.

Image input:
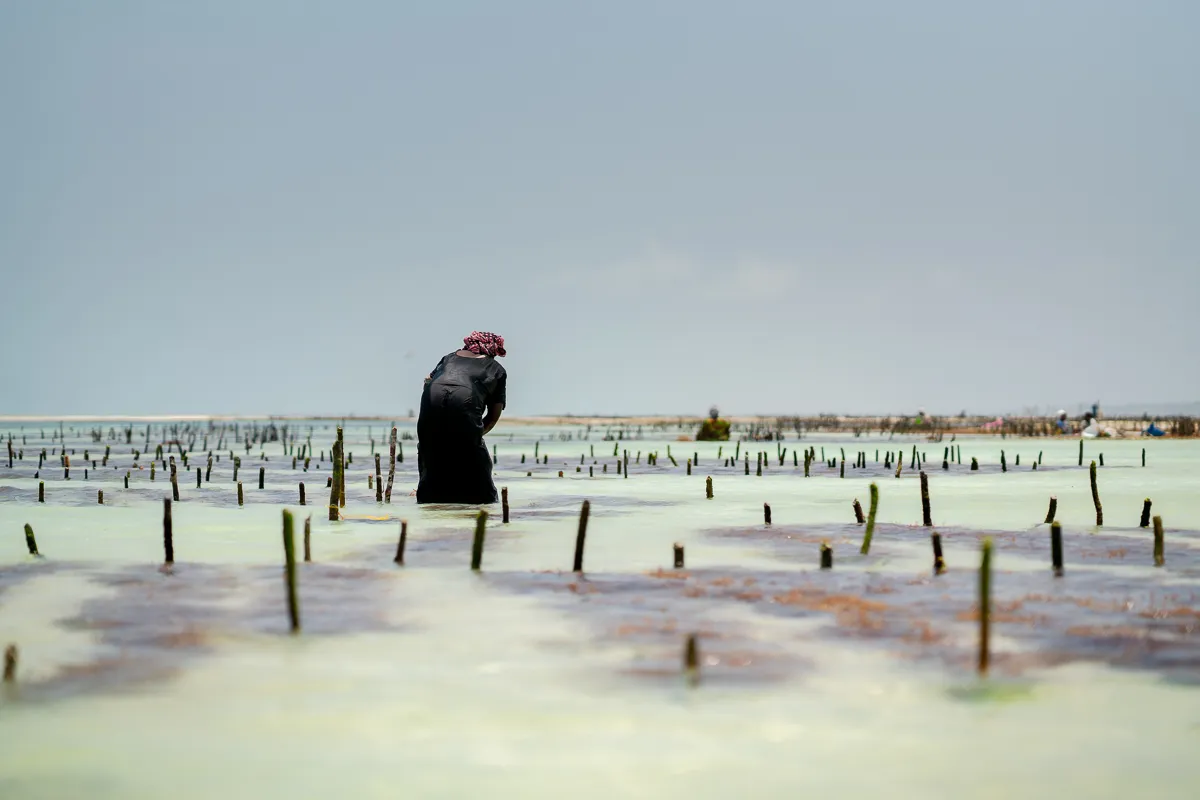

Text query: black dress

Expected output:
[416,352,507,504]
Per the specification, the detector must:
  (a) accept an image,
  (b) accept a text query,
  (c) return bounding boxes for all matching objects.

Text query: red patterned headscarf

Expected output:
[463,331,506,357]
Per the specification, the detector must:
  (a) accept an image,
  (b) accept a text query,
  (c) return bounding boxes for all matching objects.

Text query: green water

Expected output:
[1,420,1197,798]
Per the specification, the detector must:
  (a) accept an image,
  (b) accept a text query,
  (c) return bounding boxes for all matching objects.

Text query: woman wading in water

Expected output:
[416,331,507,504]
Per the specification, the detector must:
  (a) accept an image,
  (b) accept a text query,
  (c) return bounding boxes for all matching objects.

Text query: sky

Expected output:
[1,1,1197,418]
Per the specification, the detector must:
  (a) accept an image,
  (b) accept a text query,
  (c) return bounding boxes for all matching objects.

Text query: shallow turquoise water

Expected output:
[1,420,1197,798]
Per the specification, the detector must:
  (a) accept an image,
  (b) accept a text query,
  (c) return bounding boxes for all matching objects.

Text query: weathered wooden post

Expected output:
[23,524,39,556]
[572,500,590,572]
[471,510,488,570]
[920,471,932,526]
[1090,461,1103,526]
[1153,516,1164,567]
[684,634,699,687]
[163,499,174,564]
[1050,521,1063,576]
[304,515,312,562]
[1044,496,1057,524]
[394,520,409,565]
[979,538,993,675]
[385,427,397,503]
[860,483,879,554]
[282,510,300,633]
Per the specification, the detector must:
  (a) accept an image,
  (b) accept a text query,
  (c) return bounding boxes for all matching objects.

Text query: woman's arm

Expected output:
[482,404,504,435]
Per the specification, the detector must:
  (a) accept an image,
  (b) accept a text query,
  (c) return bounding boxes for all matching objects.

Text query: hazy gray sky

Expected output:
[2,1,1196,417]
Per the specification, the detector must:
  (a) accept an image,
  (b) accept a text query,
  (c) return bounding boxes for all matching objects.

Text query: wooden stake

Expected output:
[385,427,397,503]
[853,499,864,524]
[163,499,174,564]
[572,500,590,572]
[2,644,15,683]
[1050,521,1063,576]
[920,471,932,526]
[282,510,300,633]
[979,537,992,675]
[237,481,244,506]
[684,633,699,687]
[1090,461,1103,526]
[98,490,103,505]
[23,523,38,556]
[259,466,265,490]
[1044,496,1057,524]
[394,520,408,565]
[329,435,342,521]
[820,542,832,569]
[1153,515,1164,567]
[502,487,510,523]
[337,427,346,508]
[303,515,312,562]
[763,503,771,525]
[860,483,879,554]
[471,510,488,570]
[673,542,685,568]
[1078,439,1083,466]
[705,476,713,499]
[38,482,44,503]
[1140,498,1152,528]
[931,532,945,574]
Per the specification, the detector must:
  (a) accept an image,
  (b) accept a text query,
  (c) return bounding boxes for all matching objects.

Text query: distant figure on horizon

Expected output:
[696,406,731,441]
[1055,409,1072,434]
[416,331,507,504]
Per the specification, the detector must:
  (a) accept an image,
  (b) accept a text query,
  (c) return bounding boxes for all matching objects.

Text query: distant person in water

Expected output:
[696,406,731,441]
[416,331,507,504]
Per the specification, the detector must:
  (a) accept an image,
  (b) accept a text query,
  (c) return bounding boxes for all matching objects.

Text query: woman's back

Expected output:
[426,352,506,418]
